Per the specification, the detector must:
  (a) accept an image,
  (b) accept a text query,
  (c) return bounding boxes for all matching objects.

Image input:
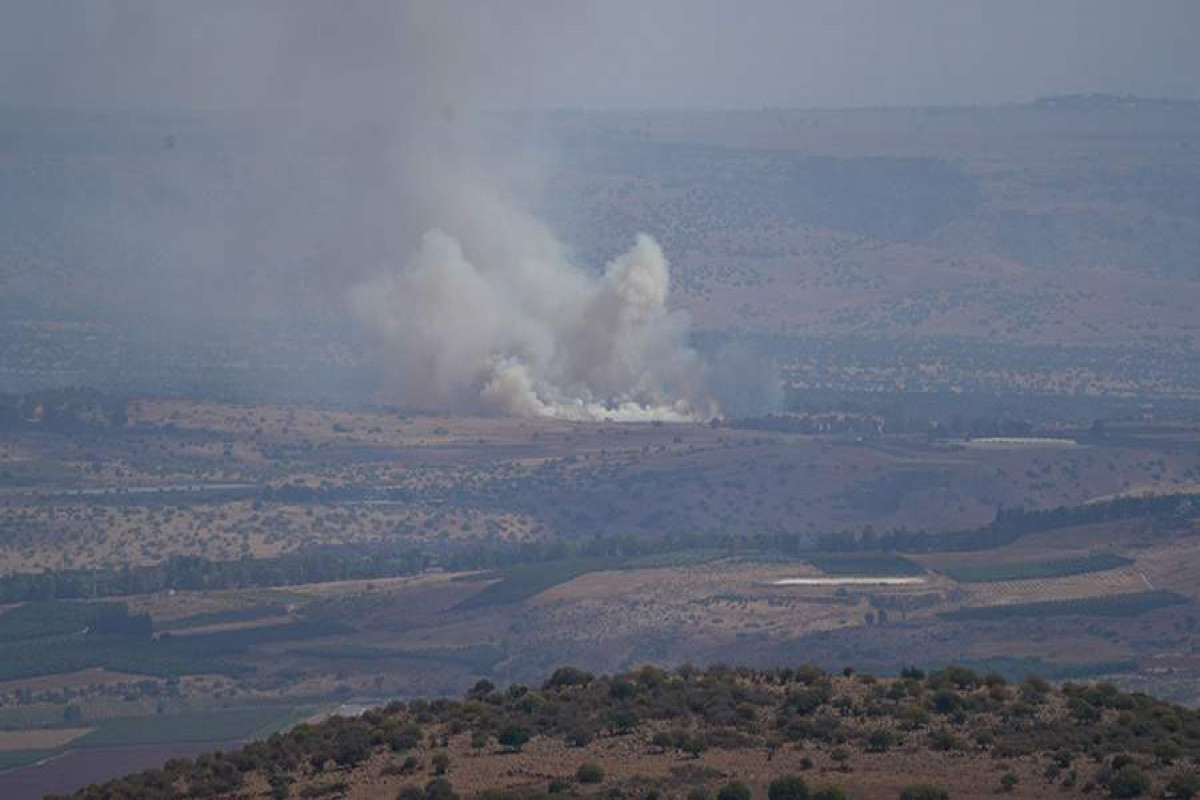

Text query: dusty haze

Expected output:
[2,1,1198,414]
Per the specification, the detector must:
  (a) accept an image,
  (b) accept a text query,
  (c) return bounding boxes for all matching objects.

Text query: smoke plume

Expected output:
[2,2,779,419]
[348,162,718,420]
[289,7,745,420]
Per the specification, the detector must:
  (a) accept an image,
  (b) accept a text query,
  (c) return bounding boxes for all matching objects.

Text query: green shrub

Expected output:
[811,789,847,800]
[544,666,594,689]
[768,775,809,800]
[717,782,752,800]
[867,729,895,752]
[576,763,605,784]
[1108,765,1151,798]
[498,726,531,752]
[898,785,950,800]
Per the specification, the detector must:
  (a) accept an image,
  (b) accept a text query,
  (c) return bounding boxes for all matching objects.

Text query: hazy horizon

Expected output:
[3,1,1199,114]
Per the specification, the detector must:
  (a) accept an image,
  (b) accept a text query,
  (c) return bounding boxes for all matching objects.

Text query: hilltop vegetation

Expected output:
[60,664,1200,800]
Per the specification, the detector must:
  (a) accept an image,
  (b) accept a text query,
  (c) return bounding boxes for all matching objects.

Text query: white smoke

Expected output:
[2,1,779,420]
[350,215,715,421]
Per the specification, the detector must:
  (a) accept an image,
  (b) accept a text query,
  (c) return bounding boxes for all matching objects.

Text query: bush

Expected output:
[576,763,605,784]
[931,689,963,714]
[1154,739,1183,765]
[927,729,960,752]
[811,789,847,800]
[424,778,459,800]
[999,772,1017,793]
[1108,765,1151,798]
[768,775,809,800]
[498,726,531,752]
[432,753,450,775]
[1166,773,1199,800]
[717,782,752,800]
[867,729,895,752]
[544,666,594,689]
[898,785,950,800]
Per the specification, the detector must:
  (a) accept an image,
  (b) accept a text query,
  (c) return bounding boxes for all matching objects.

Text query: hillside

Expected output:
[59,664,1200,800]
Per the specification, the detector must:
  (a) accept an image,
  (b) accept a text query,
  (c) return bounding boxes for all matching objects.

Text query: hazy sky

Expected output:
[3,0,1199,112]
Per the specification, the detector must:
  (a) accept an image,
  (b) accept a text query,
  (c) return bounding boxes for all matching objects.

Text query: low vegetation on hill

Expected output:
[60,664,1200,800]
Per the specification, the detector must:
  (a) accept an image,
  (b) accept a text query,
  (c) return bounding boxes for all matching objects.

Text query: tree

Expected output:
[332,724,372,767]
[811,789,847,800]
[867,729,895,753]
[1154,739,1183,765]
[1108,765,1151,799]
[497,725,531,752]
[545,666,594,689]
[424,778,459,800]
[931,689,963,714]
[576,763,605,784]
[683,735,709,759]
[768,775,810,800]
[718,782,752,800]
[431,753,450,775]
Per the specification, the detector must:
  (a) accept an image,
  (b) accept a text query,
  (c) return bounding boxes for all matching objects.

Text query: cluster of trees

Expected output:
[0,387,127,431]
[815,491,1197,553]
[57,663,1200,800]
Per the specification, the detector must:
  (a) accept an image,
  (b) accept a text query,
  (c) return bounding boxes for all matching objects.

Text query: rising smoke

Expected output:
[326,8,765,421]
[3,1,779,419]
[346,131,725,420]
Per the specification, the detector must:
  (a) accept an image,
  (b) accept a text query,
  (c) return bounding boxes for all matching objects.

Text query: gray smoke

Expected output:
[249,2,743,420]
[3,1,779,419]
[352,224,711,420]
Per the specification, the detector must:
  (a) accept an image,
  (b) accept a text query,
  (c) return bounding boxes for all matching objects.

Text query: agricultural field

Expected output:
[0,404,1197,795]
[937,554,1133,583]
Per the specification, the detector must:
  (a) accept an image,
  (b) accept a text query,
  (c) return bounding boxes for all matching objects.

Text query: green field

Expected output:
[0,706,316,774]
[74,706,313,748]
[953,656,1138,682]
[0,749,55,772]
[0,459,79,488]
[940,590,1189,621]
[0,601,123,643]
[941,553,1134,583]
[0,618,350,681]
